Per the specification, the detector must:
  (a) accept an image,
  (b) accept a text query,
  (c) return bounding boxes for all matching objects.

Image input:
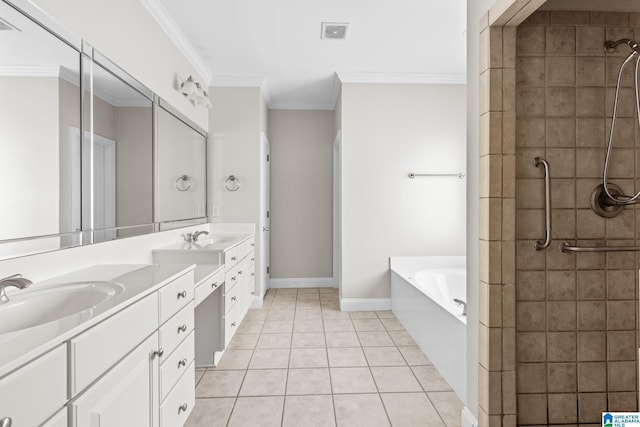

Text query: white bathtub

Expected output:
[390,256,466,401]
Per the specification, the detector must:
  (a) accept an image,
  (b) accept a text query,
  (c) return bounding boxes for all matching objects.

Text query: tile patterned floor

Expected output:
[186,288,463,427]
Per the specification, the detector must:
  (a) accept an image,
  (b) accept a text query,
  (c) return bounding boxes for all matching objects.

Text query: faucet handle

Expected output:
[184,233,194,243]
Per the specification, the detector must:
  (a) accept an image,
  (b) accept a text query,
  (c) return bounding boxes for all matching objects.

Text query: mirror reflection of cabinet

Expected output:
[0,1,81,257]
[156,104,207,223]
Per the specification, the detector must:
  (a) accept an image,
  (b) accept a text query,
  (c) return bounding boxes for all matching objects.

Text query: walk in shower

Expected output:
[477,1,640,425]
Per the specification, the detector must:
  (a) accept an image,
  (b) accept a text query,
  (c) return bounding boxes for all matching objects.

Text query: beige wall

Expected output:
[340,83,467,299]
[32,0,208,129]
[210,86,265,296]
[268,110,334,278]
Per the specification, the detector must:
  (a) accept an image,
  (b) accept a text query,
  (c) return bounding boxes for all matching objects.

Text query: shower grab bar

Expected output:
[560,242,640,253]
[534,157,552,251]
[408,172,465,179]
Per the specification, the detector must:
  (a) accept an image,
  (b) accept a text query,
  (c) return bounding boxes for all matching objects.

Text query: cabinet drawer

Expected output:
[160,360,194,427]
[71,334,159,427]
[225,269,240,294]
[159,301,194,360]
[224,247,238,269]
[70,293,158,395]
[224,302,241,346]
[0,345,66,427]
[159,271,194,324]
[195,269,224,307]
[224,282,241,314]
[160,331,194,402]
[42,407,68,427]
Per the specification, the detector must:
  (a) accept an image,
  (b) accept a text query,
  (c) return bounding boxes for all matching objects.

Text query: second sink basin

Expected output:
[0,281,125,334]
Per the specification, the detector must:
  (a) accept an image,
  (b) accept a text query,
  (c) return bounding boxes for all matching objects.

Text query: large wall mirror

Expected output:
[156,103,207,224]
[0,0,207,260]
[0,0,81,258]
[83,54,154,242]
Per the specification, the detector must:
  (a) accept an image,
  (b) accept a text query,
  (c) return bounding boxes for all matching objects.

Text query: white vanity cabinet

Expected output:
[152,232,256,358]
[223,236,255,345]
[69,268,195,427]
[69,271,195,427]
[71,333,160,427]
[0,266,196,427]
[0,345,66,426]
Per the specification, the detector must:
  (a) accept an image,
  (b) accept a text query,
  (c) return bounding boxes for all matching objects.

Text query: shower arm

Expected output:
[604,38,640,53]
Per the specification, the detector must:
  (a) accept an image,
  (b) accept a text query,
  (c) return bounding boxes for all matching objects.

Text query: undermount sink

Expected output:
[0,281,125,334]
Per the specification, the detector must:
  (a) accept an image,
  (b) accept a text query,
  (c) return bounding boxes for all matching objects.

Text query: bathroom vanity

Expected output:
[0,263,196,426]
[0,227,256,426]
[153,231,256,366]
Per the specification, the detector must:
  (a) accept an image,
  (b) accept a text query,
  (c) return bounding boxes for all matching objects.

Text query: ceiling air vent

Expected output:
[0,17,19,31]
[321,22,349,40]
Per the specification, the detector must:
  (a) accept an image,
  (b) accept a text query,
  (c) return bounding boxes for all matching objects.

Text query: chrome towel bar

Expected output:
[408,172,465,179]
[560,242,640,253]
[533,157,552,251]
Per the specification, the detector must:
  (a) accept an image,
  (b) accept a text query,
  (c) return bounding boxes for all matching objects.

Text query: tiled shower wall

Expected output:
[515,10,640,425]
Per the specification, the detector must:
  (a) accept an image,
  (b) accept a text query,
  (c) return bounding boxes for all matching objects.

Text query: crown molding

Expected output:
[336,72,466,85]
[0,65,78,85]
[139,0,212,84]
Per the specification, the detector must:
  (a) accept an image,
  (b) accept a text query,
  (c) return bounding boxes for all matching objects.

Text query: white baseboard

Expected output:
[340,298,391,311]
[461,407,477,427]
[269,277,335,288]
[250,295,263,309]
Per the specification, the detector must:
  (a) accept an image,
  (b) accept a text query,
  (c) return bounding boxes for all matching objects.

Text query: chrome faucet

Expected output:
[184,230,209,243]
[0,274,32,304]
[453,298,467,316]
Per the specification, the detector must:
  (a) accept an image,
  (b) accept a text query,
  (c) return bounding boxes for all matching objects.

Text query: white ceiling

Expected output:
[151,0,467,109]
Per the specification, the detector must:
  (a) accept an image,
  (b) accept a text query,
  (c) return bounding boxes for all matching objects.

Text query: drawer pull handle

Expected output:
[152,348,164,358]
[251,258,255,262]
[231,276,237,281]
[251,272,255,276]
[231,322,237,327]
[231,256,237,261]
[178,358,188,368]
[178,324,188,333]
[231,296,237,301]
[0,417,12,427]
[177,291,188,299]
[212,281,219,288]
[251,243,255,247]
[238,270,243,275]
[178,403,188,414]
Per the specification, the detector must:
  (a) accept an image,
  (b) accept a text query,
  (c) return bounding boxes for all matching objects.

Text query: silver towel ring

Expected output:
[224,175,240,191]
[175,175,191,191]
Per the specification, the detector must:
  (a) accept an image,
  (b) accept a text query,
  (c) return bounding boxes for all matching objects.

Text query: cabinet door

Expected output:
[71,333,159,427]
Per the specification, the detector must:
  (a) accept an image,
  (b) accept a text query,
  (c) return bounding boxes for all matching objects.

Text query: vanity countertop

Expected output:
[153,233,253,253]
[0,263,194,378]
